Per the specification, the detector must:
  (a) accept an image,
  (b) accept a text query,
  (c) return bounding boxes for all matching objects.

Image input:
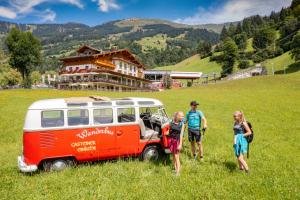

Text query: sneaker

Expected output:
[245,169,250,175]
[193,154,197,160]
[200,156,204,162]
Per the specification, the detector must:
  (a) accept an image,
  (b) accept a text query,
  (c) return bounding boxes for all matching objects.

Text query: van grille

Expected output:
[40,132,55,148]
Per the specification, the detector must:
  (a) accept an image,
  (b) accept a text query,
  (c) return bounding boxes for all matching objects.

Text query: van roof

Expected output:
[28,97,164,110]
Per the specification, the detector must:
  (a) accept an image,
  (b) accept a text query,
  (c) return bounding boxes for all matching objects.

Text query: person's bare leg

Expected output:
[238,154,249,172]
[238,160,244,170]
[197,141,203,158]
[175,153,180,175]
[190,141,195,157]
[173,154,176,171]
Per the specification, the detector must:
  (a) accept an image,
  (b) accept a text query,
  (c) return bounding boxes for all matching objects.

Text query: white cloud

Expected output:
[92,0,120,12]
[39,9,56,22]
[0,6,17,19]
[175,0,293,25]
[0,0,84,22]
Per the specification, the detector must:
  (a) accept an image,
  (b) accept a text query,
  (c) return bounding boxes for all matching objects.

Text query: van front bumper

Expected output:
[18,156,38,173]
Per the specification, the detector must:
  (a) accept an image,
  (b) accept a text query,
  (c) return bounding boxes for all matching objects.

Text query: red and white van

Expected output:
[18,96,171,172]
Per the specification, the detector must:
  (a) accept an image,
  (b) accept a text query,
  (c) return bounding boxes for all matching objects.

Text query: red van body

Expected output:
[18,97,170,172]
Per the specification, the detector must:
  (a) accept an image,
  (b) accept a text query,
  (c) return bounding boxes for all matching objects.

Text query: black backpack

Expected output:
[244,121,254,143]
[244,121,254,158]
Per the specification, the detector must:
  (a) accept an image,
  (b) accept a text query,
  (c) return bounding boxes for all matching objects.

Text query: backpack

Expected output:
[244,121,254,143]
[243,121,254,158]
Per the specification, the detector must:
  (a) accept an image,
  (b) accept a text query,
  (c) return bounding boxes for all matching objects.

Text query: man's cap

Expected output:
[190,101,199,106]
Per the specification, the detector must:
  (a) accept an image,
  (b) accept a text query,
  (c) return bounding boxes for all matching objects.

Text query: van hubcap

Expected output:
[145,148,158,160]
[51,160,68,171]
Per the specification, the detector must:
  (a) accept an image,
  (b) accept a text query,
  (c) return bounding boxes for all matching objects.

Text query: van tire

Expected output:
[142,145,162,161]
[42,158,76,172]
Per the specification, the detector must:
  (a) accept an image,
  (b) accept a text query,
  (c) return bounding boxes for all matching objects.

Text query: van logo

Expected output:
[76,127,114,139]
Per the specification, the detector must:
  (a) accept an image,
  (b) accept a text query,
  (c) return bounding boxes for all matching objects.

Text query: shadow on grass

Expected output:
[274,61,300,74]
[223,161,237,173]
[22,155,172,175]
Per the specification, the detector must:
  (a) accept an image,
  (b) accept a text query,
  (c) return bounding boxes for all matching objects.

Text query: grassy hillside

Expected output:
[262,51,297,74]
[114,18,234,33]
[1,73,299,199]
[136,34,169,51]
[155,54,222,74]
[245,38,255,52]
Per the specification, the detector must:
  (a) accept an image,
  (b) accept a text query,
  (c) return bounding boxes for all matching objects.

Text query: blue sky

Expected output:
[0,0,293,26]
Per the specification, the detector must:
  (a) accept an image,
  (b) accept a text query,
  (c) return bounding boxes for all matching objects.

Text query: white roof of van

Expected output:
[28,97,163,110]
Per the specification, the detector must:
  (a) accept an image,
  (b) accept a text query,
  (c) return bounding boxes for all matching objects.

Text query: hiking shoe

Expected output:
[245,169,250,175]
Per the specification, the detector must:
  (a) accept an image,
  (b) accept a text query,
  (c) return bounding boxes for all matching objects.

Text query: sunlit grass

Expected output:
[0,72,299,199]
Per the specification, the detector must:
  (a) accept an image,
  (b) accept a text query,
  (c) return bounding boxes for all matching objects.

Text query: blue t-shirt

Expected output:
[185,110,204,130]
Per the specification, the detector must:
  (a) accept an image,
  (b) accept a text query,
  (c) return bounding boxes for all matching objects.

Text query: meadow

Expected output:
[0,72,299,199]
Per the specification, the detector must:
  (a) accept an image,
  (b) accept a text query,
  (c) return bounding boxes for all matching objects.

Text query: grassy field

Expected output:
[136,34,169,52]
[155,54,222,75]
[262,51,300,74]
[0,72,300,199]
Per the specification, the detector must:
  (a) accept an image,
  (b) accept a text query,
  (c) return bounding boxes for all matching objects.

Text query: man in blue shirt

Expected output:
[185,101,207,161]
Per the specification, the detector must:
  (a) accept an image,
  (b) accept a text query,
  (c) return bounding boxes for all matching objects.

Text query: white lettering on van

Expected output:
[76,127,114,139]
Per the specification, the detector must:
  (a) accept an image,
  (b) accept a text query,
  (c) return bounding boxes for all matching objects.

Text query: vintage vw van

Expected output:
[18,96,171,172]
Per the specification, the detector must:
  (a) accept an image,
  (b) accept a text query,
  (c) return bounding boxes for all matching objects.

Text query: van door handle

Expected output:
[116,130,123,136]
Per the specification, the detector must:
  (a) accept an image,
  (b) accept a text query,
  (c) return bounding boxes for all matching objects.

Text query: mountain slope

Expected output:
[154,54,222,74]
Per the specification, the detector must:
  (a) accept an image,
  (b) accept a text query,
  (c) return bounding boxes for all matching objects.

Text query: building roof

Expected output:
[77,45,101,54]
[144,70,203,79]
[60,46,144,69]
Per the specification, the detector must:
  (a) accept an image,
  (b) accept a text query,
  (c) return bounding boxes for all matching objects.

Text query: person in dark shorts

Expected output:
[168,112,185,176]
[185,101,207,161]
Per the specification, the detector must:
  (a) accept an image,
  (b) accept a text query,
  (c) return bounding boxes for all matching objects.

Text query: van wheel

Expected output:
[43,159,75,172]
[142,145,161,161]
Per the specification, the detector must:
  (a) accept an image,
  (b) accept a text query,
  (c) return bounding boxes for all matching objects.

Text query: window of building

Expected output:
[93,108,113,124]
[117,108,136,123]
[41,110,64,127]
[68,109,89,126]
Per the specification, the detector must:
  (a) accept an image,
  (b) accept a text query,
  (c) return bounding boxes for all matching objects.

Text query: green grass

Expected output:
[1,73,300,199]
[245,38,255,53]
[136,34,169,52]
[262,52,297,74]
[155,54,222,75]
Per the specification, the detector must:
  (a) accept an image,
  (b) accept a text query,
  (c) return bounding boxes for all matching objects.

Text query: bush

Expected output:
[238,60,251,69]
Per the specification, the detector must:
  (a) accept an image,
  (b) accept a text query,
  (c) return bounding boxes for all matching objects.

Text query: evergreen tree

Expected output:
[221,38,239,76]
[197,41,212,58]
[235,22,243,34]
[228,23,236,37]
[220,26,229,41]
[253,27,277,49]
[291,0,300,9]
[234,32,248,50]
[291,32,300,61]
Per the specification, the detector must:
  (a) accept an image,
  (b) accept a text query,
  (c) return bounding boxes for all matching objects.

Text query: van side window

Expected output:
[117,108,136,123]
[68,109,89,126]
[41,110,64,127]
[94,108,113,124]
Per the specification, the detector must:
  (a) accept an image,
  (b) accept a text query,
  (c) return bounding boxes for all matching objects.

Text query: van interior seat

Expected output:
[139,118,159,139]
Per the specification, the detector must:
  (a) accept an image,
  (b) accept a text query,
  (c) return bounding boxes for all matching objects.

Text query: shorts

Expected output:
[188,128,201,142]
[168,138,180,154]
[233,134,248,157]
